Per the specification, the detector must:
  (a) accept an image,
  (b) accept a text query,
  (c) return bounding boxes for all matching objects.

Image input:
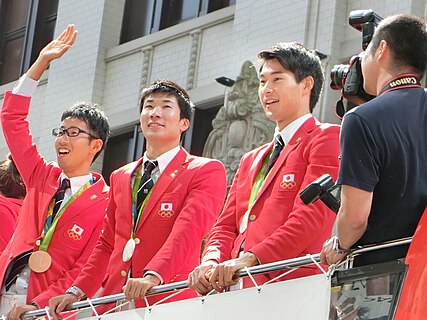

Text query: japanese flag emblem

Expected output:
[159,203,174,218]
[68,224,84,240]
[282,174,295,182]
[280,174,296,189]
[161,203,173,211]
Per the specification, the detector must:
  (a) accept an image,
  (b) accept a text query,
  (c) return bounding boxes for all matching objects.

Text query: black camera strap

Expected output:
[379,74,421,96]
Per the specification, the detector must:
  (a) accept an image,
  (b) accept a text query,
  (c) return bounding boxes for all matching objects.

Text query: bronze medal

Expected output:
[122,238,136,262]
[28,250,52,273]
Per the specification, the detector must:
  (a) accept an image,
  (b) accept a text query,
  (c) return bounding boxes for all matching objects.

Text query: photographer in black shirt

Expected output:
[321,13,427,266]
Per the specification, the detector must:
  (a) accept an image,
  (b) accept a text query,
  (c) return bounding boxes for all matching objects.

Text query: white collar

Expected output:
[275,114,312,145]
[143,145,181,174]
[59,172,93,195]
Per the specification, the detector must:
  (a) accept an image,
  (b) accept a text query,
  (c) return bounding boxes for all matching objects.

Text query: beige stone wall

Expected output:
[0,0,424,171]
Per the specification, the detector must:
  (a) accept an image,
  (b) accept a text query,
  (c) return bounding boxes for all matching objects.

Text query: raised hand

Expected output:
[39,24,78,62]
[27,24,78,81]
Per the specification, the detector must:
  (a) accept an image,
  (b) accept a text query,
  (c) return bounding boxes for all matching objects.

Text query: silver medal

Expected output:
[239,210,250,233]
[122,238,136,262]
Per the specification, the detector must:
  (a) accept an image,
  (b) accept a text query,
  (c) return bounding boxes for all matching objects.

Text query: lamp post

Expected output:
[215,76,235,110]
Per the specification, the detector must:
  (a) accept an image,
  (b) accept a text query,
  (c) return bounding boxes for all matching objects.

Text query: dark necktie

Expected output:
[137,160,158,210]
[52,178,71,217]
[268,134,285,170]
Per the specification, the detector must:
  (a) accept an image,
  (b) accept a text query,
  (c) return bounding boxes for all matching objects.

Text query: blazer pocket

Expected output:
[150,194,180,227]
[274,169,300,198]
[56,222,92,251]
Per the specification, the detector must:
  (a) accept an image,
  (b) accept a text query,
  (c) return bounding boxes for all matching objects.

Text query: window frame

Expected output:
[120,0,235,44]
[0,0,58,85]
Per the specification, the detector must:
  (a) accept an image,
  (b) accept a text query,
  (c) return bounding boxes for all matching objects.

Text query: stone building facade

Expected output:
[0,0,424,181]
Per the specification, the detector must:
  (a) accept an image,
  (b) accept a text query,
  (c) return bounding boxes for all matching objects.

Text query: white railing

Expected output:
[16,237,411,320]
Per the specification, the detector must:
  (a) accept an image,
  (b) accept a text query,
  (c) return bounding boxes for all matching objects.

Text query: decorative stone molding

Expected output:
[141,46,153,88]
[203,60,275,183]
[187,29,202,90]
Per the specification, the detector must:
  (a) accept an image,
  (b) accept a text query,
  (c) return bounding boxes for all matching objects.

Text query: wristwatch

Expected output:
[331,236,350,255]
[65,286,85,300]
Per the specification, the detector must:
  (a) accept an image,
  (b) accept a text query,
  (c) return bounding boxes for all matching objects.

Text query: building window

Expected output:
[101,103,218,181]
[120,0,236,44]
[189,104,221,156]
[102,125,146,184]
[0,0,59,85]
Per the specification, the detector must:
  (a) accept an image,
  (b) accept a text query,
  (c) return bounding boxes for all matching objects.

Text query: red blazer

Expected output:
[204,117,340,284]
[0,196,23,252]
[394,207,427,320]
[0,91,109,307]
[73,148,227,311]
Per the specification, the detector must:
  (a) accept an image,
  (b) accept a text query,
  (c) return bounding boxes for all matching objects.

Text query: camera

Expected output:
[330,9,382,117]
[299,174,341,213]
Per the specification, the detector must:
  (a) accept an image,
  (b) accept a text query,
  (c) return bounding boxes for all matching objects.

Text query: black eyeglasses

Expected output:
[52,126,99,139]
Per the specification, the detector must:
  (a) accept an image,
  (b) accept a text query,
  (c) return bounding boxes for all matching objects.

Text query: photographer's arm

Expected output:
[320,185,372,264]
[336,185,372,247]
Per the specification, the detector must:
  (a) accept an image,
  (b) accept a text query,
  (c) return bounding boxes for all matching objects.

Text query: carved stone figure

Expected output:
[203,60,275,184]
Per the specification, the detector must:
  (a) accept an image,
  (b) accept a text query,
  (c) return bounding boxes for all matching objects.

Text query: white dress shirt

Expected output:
[275,113,313,145]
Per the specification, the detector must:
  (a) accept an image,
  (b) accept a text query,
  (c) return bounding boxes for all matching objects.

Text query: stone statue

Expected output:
[203,60,275,184]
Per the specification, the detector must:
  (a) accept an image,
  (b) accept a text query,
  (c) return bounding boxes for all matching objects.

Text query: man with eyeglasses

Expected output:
[0,25,110,319]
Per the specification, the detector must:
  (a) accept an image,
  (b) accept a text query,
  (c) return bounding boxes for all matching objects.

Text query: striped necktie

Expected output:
[52,178,71,217]
[268,134,285,170]
[137,160,158,210]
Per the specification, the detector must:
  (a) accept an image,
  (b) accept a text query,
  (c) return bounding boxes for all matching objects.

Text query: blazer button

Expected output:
[134,238,140,245]
[121,270,127,278]
[249,214,257,221]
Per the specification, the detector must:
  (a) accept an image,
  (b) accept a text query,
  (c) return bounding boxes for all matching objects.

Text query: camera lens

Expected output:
[330,64,349,90]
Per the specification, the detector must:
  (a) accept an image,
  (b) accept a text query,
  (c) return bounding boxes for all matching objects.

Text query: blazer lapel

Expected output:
[256,141,299,200]
[255,117,317,201]
[122,159,143,225]
[247,144,272,188]
[136,147,188,230]
[55,172,109,226]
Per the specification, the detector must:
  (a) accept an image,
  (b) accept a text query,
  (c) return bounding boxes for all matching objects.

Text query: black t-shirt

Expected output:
[338,87,427,266]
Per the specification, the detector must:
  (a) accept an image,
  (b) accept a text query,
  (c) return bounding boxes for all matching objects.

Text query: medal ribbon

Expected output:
[130,165,154,238]
[248,151,271,211]
[38,179,94,251]
[239,150,272,233]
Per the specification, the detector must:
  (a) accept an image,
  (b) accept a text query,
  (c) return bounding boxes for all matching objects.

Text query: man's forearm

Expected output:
[335,185,372,249]
[336,213,368,249]
[27,57,50,81]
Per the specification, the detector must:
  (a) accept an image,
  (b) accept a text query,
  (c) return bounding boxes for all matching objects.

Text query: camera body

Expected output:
[330,9,382,116]
[301,10,384,212]
[299,174,341,213]
[330,55,374,109]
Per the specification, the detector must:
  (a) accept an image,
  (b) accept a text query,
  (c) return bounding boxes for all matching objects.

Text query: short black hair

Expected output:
[139,79,194,121]
[370,14,427,76]
[61,102,110,161]
[258,42,324,112]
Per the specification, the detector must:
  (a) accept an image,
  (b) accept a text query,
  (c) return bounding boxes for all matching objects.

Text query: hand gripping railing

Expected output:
[17,237,412,320]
